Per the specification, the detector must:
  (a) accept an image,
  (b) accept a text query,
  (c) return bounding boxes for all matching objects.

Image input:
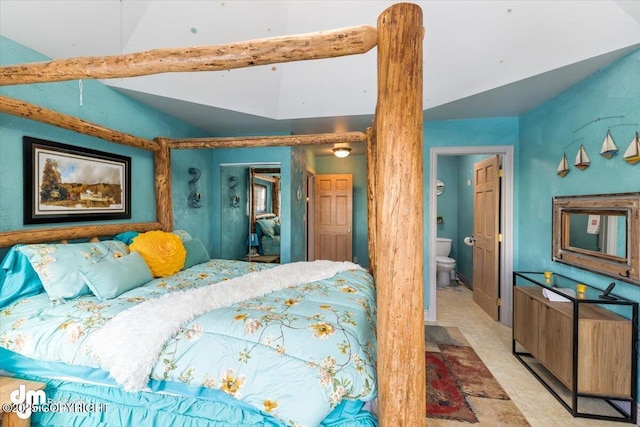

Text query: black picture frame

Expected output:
[23,136,131,224]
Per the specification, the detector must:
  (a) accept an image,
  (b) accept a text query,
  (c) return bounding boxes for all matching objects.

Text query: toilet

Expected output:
[436,238,456,287]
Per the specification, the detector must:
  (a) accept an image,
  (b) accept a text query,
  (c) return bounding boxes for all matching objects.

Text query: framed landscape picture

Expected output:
[23,136,131,224]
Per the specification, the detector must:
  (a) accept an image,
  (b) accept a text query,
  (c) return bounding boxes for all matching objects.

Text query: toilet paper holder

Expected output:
[464,235,475,246]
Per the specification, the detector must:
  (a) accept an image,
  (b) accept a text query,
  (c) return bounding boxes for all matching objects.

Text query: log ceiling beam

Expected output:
[0,95,158,151]
[0,26,377,85]
[167,131,367,149]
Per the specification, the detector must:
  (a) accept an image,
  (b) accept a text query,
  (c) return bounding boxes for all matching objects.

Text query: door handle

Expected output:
[347,228,351,233]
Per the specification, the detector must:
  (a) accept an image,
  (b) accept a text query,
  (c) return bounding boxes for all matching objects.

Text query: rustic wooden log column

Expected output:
[154,138,173,231]
[375,4,425,426]
[366,126,377,276]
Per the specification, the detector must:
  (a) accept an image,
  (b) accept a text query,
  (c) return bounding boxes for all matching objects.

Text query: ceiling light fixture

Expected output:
[333,147,351,158]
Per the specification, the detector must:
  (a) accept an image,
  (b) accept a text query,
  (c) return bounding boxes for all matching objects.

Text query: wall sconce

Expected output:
[229,176,240,208]
[333,147,351,158]
[188,167,202,208]
[296,185,303,203]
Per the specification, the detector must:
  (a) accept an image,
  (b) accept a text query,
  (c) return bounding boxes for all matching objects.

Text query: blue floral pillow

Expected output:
[78,251,153,300]
[18,241,130,302]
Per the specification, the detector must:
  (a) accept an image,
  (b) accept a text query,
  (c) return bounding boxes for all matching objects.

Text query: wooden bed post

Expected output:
[154,137,173,231]
[374,4,425,426]
[366,126,377,276]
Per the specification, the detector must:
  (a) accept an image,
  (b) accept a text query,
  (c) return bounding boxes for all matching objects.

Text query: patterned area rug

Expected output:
[426,325,530,426]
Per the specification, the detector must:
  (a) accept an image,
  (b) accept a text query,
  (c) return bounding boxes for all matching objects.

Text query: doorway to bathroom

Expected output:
[428,146,514,327]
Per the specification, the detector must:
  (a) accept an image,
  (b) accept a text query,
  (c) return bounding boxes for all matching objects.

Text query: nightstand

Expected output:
[243,255,280,263]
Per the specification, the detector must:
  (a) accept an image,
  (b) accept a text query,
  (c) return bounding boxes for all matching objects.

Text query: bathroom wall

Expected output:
[435,156,460,261]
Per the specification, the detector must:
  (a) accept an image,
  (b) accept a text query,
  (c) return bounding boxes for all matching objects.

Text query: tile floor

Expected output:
[428,284,636,427]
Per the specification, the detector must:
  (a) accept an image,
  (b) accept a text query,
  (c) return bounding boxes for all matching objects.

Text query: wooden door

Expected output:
[314,174,353,261]
[473,155,501,320]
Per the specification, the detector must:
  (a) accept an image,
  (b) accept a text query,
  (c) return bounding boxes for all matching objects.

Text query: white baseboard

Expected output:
[424,309,436,323]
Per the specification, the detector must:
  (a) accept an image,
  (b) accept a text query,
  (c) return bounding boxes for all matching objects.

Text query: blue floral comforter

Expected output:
[0,259,377,427]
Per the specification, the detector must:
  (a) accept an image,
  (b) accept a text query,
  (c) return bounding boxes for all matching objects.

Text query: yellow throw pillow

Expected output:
[130,230,186,277]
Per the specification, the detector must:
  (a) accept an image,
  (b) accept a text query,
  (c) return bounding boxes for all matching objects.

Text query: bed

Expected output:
[255,214,281,257]
[0,3,425,425]
[0,234,377,426]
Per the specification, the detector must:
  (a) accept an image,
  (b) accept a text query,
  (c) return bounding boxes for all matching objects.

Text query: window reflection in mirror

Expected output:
[253,183,267,213]
[568,213,627,259]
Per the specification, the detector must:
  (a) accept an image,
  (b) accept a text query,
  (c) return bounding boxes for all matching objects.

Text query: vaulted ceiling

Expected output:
[1,1,639,155]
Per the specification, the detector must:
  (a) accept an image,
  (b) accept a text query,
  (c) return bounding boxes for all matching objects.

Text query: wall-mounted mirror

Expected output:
[249,166,281,262]
[220,163,281,262]
[552,192,640,284]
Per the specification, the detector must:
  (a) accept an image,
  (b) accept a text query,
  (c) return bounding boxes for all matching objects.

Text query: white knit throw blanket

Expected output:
[85,260,364,392]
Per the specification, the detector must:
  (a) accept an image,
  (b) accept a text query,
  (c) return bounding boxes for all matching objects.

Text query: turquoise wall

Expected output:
[314,154,369,268]
[0,36,212,251]
[518,48,640,297]
[219,165,251,260]
[518,47,640,400]
[424,118,520,303]
[290,147,308,262]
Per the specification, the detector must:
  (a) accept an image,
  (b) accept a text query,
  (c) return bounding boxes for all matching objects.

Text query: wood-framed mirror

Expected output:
[219,163,280,262]
[552,192,640,285]
[249,166,281,262]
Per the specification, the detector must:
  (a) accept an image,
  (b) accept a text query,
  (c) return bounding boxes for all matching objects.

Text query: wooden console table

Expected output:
[512,271,638,423]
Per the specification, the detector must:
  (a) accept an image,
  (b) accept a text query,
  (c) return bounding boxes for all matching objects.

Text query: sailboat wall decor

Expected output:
[574,145,590,170]
[600,130,618,158]
[623,132,640,165]
[557,153,570,177]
